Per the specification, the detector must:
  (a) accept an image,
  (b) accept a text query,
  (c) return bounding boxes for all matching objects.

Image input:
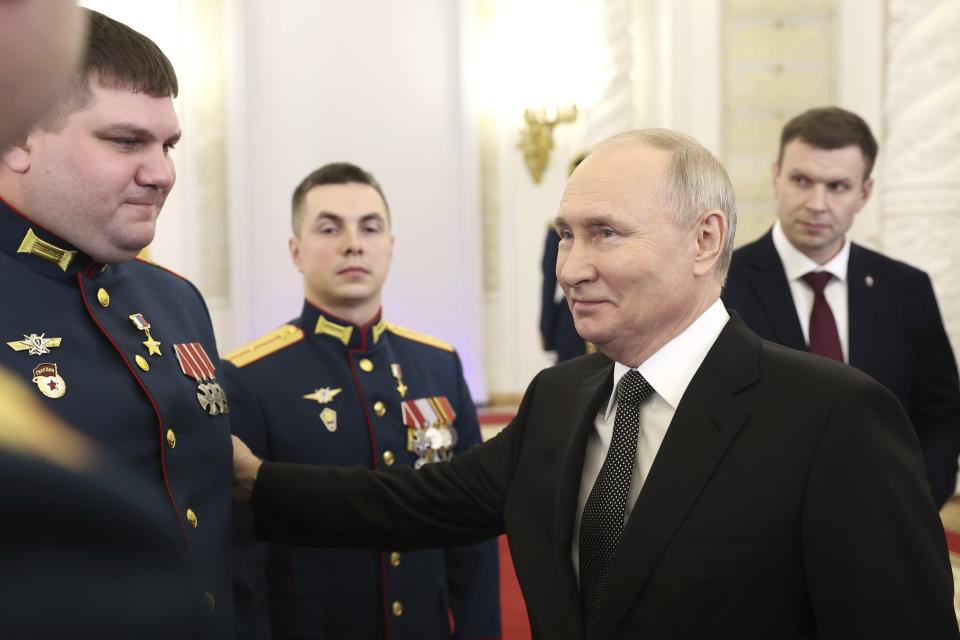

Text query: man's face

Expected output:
[555,143,704,366]
[7,83,180,263]
[0,0,85,149]
[290,182,394,318]
[773,138,872,264]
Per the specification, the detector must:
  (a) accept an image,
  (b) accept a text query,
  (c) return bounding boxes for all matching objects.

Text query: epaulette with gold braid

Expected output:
[386,323,453,352]
[225,324,304,368]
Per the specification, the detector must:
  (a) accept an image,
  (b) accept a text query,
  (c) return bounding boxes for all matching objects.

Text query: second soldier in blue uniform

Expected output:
[225,163,501,640]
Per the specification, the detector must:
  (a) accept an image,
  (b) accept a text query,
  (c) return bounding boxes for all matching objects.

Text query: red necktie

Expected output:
[801,271,843,362]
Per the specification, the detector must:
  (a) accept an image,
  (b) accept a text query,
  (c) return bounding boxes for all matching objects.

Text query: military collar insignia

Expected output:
[17,228,76,272]
[7,333,62,356]
[313,314,388,347]
[314,315,353,346]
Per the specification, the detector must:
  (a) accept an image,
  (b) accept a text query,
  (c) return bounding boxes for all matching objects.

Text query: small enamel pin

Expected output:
[32,362,66,399]
[7,333,62,356]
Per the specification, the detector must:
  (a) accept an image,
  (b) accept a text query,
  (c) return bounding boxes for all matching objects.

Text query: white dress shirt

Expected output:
[571,298,730,580]
[771,221,850,362]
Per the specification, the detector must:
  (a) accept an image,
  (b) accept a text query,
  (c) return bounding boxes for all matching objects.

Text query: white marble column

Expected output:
[881,0,960,352]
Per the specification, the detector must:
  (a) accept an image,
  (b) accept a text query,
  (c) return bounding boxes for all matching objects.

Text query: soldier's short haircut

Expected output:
[290,162,391,236]
[39,9,179,130]
[777,106,878,180]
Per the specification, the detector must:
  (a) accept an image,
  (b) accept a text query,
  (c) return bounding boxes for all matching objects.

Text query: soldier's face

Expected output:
[5,83,180,263]
[290,183,395,318]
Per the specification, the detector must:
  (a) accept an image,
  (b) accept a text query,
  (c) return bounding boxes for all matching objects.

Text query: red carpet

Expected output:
[499,535,532,640]
[945,529,960,554]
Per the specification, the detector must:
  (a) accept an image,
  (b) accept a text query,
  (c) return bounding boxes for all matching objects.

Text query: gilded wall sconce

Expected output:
[517,104,578,183]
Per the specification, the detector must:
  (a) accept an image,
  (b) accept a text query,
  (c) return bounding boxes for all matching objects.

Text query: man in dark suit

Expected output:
[722,106,960,507]
[234,129,958,638]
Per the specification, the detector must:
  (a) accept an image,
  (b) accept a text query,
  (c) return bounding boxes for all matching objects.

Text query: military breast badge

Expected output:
[7,333,62,356]
[174,342,229,416]
[401,396,458,469]
[303,387,343,432]
[32,362,66,399]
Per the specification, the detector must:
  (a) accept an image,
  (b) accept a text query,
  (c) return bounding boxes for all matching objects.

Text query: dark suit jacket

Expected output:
[252,317,958,639]
[722,230,960,506]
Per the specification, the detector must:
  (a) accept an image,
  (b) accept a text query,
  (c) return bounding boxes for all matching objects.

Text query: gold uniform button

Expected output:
[135,355,150,371]
[204,591,216,611]
[359,358,374,372]
[97,288,110,307]
[382,450,395,466]
[392,600,403,617]
[374,401,386,417]
[186,508,198,528]
[166,428,177,449]
[389,551,401,567]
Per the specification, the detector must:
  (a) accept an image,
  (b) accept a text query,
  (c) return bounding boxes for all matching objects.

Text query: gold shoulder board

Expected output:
[225,324,304,368]
[386,323,454,352]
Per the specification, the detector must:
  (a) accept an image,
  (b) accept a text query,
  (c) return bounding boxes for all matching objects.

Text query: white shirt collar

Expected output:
[605,298,730,419]
[772,220,849,283]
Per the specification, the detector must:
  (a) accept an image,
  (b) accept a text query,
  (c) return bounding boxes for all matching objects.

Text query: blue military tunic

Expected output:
[0,199,234,637]
[225,301,500,640]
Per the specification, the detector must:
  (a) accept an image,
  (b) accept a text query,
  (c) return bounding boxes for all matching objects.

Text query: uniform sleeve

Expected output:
[251,370,548,550]
[223,361,274,640]
[445,352,501,639]
[908,273,960,507]
[801,378,959,637]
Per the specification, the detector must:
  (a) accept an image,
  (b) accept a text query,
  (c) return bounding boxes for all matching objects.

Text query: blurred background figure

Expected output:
[540,151,591,363]
[0,0,85,149]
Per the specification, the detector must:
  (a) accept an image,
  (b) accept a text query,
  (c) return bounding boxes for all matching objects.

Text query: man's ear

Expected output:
[860,176,874,207]
[2,136,32,173]
[693,209,727,278]
[288,236,303,273]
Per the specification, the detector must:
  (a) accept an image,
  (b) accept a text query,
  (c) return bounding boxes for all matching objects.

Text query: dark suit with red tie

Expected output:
[248,316,957,639]
[722,229,960,506]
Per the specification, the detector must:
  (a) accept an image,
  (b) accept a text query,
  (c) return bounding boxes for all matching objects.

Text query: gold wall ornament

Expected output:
[517,104,578,184]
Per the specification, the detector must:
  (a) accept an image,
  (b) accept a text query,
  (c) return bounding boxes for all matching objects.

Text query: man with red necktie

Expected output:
[723,106,960,508]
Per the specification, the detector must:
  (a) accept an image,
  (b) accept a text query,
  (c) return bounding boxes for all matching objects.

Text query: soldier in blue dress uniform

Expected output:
[225,163,501,640]
[0,10,233,636]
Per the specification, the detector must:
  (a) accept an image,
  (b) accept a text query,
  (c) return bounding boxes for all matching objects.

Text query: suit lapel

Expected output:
[846,243,880,370]
[744,231,806,350]
[587,318,759,640]
[553,362,614,556]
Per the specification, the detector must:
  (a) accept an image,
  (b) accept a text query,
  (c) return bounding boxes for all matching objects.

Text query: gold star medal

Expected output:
[129,313,162,356]
[7,333,62,356]
[391,364,408,398]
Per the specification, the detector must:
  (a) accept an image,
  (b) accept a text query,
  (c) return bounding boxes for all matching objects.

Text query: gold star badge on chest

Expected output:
[129,313,162,356]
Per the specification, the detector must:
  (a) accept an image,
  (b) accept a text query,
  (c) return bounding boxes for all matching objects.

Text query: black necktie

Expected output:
[578,369,653,630]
